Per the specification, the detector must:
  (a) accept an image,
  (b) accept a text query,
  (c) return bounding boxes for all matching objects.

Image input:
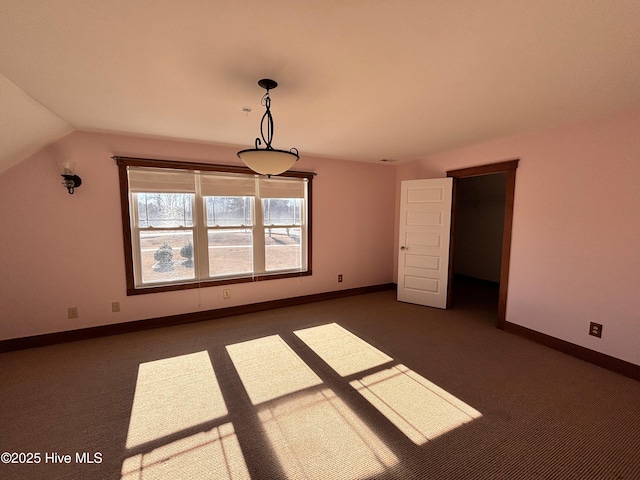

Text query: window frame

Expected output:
[115,156,313,296]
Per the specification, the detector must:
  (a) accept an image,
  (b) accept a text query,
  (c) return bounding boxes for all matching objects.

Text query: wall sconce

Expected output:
[61,165,82,194]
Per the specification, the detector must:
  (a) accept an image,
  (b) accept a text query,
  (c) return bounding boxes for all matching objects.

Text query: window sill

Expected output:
[127,270,312,296]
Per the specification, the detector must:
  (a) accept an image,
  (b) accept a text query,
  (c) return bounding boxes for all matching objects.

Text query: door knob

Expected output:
[400,246,408,250]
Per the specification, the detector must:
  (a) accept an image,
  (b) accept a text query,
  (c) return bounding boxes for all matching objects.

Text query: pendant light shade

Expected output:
[237,79,299,176]
[237,148,299,176]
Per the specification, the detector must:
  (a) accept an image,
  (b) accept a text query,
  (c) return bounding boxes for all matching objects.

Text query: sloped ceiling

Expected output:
[0,74,73,172]
[2,0,640,174]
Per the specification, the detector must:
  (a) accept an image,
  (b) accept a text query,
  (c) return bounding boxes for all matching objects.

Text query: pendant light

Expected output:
[237,79,299,176]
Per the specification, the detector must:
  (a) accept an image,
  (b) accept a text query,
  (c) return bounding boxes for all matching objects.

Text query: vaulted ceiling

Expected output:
[2,1,640,173]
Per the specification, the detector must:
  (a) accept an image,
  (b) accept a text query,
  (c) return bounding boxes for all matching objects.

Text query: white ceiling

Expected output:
[2,0,640,174]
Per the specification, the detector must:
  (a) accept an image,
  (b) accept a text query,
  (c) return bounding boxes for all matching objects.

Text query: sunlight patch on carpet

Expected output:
[227,334,399,479]
[259,388,398,480]
[294,323,393,376]
[226,335,322,405]
[121,423,248,480]
[125,351,228,448]
[351,364,481,445]
[295,323,482,445]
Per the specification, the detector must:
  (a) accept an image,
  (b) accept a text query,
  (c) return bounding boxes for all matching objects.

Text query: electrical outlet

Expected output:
[223,289,231,299]
[589,322,603,338]
[68,307,79,319]
[338,274,343,283]
[111,302,120,313]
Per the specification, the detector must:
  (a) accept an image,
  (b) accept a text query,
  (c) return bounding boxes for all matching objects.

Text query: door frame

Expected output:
[446,159,519,329]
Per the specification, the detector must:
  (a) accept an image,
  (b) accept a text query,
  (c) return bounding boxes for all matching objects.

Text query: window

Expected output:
[115,157,313,295]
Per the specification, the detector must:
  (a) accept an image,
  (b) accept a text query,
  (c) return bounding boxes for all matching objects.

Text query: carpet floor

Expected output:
[1,281,639,479]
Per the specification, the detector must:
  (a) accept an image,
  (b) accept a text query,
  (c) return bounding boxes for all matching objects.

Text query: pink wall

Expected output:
[3,111,638,368]
[0,131,396,340]
[396,109,640,366]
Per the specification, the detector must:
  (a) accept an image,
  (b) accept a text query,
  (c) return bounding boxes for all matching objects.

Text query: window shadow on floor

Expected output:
[119,323,482,480]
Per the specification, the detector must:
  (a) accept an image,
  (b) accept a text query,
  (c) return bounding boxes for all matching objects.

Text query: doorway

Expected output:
[447,160,519,329]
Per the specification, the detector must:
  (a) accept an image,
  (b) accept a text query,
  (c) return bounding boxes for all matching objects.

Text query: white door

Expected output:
[397,178,453,308]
